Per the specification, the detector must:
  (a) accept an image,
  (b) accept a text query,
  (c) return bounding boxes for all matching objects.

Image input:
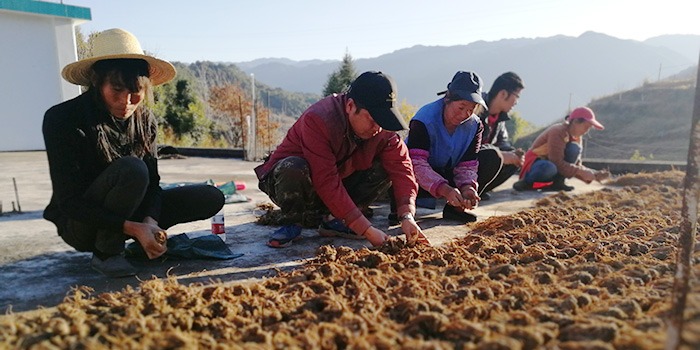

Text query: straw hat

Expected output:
[61,28,176,86]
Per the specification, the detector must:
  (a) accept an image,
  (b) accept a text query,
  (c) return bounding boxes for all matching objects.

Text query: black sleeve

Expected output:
[43,105,124,231]
[494,122,515,151]
[406,120,430,151]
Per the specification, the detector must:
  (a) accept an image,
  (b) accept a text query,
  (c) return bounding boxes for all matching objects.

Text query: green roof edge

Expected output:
[0,0,91,20]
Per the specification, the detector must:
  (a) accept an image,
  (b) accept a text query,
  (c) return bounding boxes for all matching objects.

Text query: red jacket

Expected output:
[255,94,417,234]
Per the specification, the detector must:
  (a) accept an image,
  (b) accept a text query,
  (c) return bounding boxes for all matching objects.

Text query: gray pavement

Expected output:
[0,151,605,313]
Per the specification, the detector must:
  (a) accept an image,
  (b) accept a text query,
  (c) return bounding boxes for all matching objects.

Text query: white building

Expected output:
[0,0,90,151]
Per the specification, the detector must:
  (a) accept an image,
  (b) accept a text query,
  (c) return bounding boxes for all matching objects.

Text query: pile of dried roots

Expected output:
[1,171,699,349]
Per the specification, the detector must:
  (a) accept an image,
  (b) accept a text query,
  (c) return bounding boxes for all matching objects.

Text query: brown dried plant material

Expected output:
[1,171,699,349]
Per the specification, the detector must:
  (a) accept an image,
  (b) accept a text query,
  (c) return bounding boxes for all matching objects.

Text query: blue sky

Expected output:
[63,0,700,63]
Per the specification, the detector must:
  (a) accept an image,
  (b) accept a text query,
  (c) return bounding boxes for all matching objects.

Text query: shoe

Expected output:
[90,254,137,278]
[318,219,363,240]
[512,180,533,191]
[267,225,303,248]
[388,212,399,226]
[442,205,477,223]
[480,192,491,201]
[541,175,574,192]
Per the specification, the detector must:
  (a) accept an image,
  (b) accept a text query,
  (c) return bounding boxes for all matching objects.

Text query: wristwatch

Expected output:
[399,213,415,222]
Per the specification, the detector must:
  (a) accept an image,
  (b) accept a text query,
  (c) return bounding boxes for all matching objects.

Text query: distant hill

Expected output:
[644,34,700,63]
[236,32,699,126]
[513,77,697,162]
[170,61,320,119]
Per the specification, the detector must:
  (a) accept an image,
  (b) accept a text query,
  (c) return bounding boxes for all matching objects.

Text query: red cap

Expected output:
[569,107,604,130]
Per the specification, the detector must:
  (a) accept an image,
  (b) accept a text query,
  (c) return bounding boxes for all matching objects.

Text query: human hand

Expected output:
[595,169,610,182]
[503,151,523,166]
[363,226,389,247]
[124,220,168,259]
[578,169,597,184]
[442,186,467,210]
[459,186,480,210]
[401,218,430,246]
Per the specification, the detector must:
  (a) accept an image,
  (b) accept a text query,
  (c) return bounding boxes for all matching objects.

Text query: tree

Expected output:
[253,100,281,155]
[155,80,210,144]
[208,84,251,148]
[506,112,538,143]
[322,51,357,96]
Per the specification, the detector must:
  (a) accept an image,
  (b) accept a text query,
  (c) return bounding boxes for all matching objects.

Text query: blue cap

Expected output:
[437,71,488,109]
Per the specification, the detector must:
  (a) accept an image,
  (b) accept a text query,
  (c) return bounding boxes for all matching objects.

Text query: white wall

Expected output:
[0,11,81,151]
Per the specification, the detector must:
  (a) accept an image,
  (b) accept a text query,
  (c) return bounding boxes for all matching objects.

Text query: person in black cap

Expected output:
[392,71,500,224]
[255,71,428,248]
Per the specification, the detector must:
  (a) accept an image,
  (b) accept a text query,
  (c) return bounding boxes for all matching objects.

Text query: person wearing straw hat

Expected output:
[42,28,224,277]
[513,106,610,192]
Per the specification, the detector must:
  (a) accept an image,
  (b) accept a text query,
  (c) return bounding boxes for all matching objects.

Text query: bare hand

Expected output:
[577,169,597,184]
[363,226,389,247]
[458,187,480,210]
[503,151,523,167]
[443,187,467,209]
[595,169,610,182]
[123,220,168,259]
[401,219,430,246]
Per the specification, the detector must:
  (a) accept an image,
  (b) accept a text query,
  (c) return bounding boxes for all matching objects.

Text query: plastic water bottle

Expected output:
[211,208,226,242]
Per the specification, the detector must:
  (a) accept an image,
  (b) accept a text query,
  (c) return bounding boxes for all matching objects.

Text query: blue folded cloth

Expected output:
[125,233,244,260]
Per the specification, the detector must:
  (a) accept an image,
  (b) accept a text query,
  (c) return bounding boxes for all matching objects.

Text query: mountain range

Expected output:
[235,32,700,126]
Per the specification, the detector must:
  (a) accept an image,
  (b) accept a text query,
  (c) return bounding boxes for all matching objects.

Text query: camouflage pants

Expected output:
[258,156,391,226]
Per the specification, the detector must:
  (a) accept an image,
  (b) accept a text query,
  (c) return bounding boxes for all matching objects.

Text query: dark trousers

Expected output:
[258,156,391,225]
[60,156,224,256]
[477,145,519,193]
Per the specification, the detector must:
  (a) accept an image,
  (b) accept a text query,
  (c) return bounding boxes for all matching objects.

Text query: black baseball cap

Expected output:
[437,71,488,109]
[347,71,407,131]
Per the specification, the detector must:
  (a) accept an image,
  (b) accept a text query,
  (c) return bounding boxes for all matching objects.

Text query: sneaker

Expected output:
[267,225,303,248]
[90,254,137,278]
[388,212,399,226]
[512,180,533,191]
[318,219,364,240]
[480,192,491,201]
[442,204,477,223]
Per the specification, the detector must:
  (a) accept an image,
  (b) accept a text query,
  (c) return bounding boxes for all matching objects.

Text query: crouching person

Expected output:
[43,29,225,278]
[255,71,427,248]
[513,106,609,191]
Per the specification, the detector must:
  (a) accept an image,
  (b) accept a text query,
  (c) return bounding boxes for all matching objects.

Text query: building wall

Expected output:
[0,5,86,151]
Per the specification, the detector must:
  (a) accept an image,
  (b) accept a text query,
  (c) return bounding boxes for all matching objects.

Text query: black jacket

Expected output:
[479,92,514,151]
[42,92,161,234]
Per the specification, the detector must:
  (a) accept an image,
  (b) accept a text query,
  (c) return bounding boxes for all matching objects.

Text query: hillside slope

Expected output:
[514,79,696,162]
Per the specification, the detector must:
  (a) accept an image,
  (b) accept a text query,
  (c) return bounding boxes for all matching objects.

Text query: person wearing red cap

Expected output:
[513,106,609,191]
[255,71,427,248]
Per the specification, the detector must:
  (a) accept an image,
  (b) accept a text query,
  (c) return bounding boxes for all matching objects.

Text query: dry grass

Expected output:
[2,171,699,349]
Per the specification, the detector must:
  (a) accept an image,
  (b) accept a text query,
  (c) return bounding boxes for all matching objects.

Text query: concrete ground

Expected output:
[0,151,605,313]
